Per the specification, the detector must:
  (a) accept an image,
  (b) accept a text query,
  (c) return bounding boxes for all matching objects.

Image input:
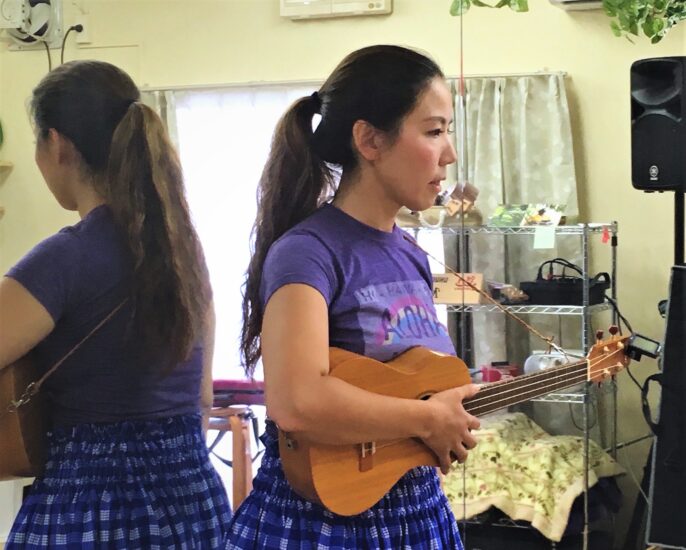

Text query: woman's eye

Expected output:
[429,129,443,137]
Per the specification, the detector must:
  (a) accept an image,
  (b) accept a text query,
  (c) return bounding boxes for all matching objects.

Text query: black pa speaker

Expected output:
[631,56,686,192]
[647,265,686,549]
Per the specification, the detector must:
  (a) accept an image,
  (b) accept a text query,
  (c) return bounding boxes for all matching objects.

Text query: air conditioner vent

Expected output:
[280,0,392,20]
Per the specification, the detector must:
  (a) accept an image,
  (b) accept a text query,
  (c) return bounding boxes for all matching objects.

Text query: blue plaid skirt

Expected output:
[225,427,463,549]
[7,414,231,550]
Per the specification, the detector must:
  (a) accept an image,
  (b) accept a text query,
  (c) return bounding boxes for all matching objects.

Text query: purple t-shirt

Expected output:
[6,205,204,428]
[260,204,455,361]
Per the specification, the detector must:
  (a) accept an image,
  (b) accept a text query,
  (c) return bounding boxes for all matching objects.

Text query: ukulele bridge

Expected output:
[359,441,376,472]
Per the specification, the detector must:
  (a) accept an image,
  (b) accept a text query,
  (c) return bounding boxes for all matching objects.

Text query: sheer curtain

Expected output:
[453,73,580,372]
[173,85,316,380]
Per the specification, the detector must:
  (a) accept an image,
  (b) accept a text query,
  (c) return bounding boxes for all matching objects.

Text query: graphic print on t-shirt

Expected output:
[354,280,453,361]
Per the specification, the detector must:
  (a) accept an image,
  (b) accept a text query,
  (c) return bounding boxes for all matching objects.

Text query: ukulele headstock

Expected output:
[586,325,631,383]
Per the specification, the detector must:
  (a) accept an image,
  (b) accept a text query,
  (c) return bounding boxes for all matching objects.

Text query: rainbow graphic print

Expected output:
[354,279,453,362]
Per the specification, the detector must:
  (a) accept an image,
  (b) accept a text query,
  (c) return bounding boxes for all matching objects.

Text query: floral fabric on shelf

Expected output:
[443,412,624,542]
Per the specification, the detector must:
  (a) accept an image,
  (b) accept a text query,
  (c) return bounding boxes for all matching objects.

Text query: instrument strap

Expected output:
[3,299,127,414]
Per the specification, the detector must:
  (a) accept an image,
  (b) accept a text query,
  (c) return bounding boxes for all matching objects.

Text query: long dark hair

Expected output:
[31,60,210,365]
[241,45,443,376]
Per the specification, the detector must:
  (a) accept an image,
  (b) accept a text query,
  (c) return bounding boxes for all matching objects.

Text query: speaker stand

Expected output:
[676,191,684,266]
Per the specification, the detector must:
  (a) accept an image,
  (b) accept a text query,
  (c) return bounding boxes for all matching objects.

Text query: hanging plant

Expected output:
[604,0,686,43]
[449,0,686,43]
[449,0,528,16]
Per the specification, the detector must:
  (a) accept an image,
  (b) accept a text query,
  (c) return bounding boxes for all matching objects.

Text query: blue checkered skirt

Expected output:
[7,414,231,550]
[225,430,463,549]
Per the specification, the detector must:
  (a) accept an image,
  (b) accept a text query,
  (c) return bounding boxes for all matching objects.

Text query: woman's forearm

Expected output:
[269,374,435,445]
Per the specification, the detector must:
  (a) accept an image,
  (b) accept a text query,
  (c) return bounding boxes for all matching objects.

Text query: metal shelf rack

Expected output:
[414,222,620,550]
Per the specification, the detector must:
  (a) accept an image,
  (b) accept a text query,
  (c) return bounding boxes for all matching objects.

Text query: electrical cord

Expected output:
[625,363,644,392]
[600,291,663,436]
[43,41,52,71]
[619,444,652,505]
[570,399,598,431]
[603,293,633,334]
[60,24,83,65]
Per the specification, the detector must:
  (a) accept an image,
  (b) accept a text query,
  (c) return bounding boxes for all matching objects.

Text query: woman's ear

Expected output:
[47,129,79,166]
[351,120,386,162]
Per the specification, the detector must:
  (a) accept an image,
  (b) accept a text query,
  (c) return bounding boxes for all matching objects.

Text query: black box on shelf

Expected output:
[519,275,610,306]
[519,258,611,306]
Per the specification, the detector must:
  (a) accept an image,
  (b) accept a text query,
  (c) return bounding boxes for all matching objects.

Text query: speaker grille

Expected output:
[631,57,686,192]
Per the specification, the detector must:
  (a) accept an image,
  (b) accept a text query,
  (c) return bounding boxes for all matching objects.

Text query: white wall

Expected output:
[0,0,684,543]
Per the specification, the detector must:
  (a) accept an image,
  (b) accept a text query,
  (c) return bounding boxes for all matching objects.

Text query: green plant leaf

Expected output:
[450,0,471,16]
[510,0,528,12]
[618,10,631,29]
[603,1,618,17]
[641,15,655,37]
[456,0,684,42]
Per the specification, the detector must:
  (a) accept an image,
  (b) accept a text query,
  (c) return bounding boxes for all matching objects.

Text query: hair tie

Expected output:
[310,91,322,113]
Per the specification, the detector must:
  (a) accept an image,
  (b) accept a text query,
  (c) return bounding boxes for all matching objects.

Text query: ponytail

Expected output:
[240,95,335,377]
[106,102,210,365]
[31,60,210,367]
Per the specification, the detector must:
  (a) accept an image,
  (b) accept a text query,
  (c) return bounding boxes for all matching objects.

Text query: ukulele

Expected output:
[0,353,48,479]
[0,301,126,480]
[279,330,631,516]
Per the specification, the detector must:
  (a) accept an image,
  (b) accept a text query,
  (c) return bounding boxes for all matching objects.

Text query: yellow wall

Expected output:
[0,0,684,544]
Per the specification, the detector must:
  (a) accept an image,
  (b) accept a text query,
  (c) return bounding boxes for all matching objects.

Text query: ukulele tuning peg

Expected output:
[596,330,604,342]
[608,325,619,336]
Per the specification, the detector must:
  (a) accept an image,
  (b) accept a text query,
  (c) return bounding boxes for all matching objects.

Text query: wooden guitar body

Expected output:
[0,354,48,480]
[278,346,472,516]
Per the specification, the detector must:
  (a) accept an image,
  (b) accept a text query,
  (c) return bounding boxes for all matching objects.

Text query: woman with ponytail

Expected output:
[229,45,479,549]
[0,60,230,549]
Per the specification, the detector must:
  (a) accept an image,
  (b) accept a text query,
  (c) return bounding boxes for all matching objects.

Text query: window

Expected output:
[174,84,448,380]
[175,85,315,380]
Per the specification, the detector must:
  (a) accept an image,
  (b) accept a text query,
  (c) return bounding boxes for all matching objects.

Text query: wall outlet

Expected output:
[75,14,91,44]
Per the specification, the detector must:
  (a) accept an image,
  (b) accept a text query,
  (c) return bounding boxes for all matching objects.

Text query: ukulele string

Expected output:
[465,347,624,406]
[464,348,626,415]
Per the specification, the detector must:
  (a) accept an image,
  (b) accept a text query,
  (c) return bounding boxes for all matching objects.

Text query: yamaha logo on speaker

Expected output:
[650,165,659,181]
